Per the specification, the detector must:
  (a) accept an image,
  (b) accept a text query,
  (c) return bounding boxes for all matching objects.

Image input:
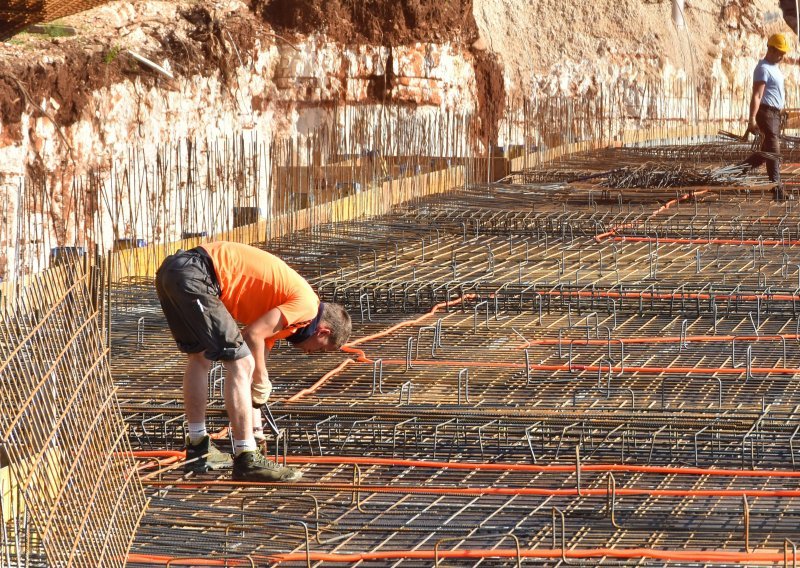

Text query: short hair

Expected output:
[321,303,351,348]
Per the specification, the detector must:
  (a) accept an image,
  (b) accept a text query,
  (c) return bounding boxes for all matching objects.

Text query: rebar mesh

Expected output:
[0,260,147,566]
[108,139,800,566]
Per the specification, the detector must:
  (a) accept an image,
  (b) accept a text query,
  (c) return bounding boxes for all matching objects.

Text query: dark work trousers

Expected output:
[744,105,782,183]
[155,248,251,361]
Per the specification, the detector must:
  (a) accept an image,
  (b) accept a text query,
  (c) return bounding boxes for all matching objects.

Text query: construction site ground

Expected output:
[113,135,800,566]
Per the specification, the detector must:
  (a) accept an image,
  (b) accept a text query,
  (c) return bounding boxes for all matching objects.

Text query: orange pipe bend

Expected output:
[346,294,477,348]
[286,283,799,404]
[595,189,707,242]
[287,294,478,402]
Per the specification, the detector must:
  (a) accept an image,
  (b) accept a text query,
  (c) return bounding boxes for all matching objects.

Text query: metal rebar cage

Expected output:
[0,258,147,567]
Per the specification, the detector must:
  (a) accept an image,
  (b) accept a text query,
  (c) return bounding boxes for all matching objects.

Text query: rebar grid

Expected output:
[110,141,800,566]
[129,459,800,566]
[511,138,800,186]
[0,261,147,567]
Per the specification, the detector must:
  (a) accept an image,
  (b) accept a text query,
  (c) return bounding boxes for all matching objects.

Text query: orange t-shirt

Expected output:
[200,242,319,334]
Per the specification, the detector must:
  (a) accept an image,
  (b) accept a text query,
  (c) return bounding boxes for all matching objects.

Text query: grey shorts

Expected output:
[155,248,251,361]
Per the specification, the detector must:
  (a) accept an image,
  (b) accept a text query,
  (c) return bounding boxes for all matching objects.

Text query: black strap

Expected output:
[286,303,324,345]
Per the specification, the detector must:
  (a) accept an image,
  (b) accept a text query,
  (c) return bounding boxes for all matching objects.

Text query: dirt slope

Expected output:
[0,0,794,149]
[473,0,787,100]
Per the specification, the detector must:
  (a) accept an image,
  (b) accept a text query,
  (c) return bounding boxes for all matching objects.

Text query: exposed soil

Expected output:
[0,47,130,143]
[253,0,506,143]
[0,4,266,146]
[0,0,788,149]
[472,50,504,145]
[253,0,476,46]
[0,0,508,145]
[472,0,778,103]
[158,6,258,85]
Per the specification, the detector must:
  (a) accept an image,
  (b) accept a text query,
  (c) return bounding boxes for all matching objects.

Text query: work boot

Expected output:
[232,450,302,482]
[184,435,233,473]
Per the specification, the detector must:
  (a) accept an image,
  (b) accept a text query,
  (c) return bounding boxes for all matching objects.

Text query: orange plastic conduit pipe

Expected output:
[127,548,794,566]
[140,479,800,499]
[534,289,800,302]
[595,189,708,242]
[129,548,796,565]
[126,450,800,479]
[126,554,253,566]
[609,235,800,246]
[282,355,800,406]
[131,450,185,459]
[268,547,793,564]
[515,333,800,349]
[352,357,800,376]
[383,289,796,303]
[286,294,478,402]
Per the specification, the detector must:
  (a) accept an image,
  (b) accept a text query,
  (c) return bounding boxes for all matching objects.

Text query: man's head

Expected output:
[766,33,790,63]
[293,303,352,354]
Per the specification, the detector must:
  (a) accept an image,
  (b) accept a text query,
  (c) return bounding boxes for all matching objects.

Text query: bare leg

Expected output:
[184,352,212,424]
[183,352,234,472]
[252,409,264,440]
[222,355,256,442]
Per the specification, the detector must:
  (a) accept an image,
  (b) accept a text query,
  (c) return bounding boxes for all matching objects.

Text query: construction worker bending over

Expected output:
[155,241,351,482]
[741,33,790,199]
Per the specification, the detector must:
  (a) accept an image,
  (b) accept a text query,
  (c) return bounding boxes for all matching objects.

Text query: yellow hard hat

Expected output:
[768,33,790,53]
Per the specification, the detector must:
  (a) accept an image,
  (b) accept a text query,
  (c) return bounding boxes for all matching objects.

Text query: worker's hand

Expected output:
[747,119,760,134]
[251,370,272,409]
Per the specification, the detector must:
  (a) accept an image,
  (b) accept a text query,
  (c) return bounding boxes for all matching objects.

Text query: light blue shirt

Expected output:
[753,58,785,110]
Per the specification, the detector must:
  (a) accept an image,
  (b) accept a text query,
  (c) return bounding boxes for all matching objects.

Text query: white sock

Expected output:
[188,423,207,445]
[233,437,257,456]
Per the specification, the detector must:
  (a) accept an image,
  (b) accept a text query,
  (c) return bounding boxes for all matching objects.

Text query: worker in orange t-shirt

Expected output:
[155,241,352,482]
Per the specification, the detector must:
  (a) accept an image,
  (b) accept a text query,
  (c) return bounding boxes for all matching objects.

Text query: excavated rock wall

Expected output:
[0,2,478,275]
[0,0,796,277]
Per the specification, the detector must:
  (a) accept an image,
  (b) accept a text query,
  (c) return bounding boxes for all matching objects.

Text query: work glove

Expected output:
[251,370,272,409]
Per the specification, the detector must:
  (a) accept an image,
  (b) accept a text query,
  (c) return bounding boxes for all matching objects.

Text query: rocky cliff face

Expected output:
[0,0,794,277]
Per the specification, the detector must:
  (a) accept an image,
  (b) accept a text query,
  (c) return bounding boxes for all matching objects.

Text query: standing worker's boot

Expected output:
[233,451,302,482]
[184,435,233,473]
